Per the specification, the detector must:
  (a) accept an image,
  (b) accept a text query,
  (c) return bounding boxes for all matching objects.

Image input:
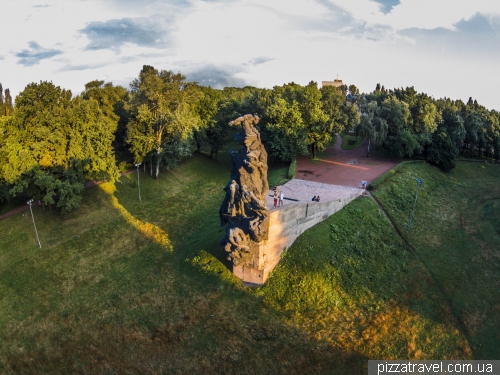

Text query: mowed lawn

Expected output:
[0,154,496,374]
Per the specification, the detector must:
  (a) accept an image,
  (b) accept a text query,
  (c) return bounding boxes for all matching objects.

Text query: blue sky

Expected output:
[1,0,499,110]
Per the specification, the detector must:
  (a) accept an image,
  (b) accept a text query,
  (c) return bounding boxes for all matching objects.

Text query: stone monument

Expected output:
[219,114,270,271]
[218,116,363,285]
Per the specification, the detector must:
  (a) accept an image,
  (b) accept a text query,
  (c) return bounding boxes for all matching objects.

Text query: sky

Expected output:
[1,0,499,110]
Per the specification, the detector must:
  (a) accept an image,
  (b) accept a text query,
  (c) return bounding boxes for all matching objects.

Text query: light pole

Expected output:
[135,163,142,201]
[409,178,423,227]
[27,199,42,248]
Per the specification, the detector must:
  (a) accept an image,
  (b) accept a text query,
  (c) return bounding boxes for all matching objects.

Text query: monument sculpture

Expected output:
[218,115,363,285]
[219,114,270,267]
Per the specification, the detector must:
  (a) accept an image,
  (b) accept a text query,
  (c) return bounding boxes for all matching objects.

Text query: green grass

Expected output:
[261,197,470,360]
[0,154,497,374]
[341,134,365,150]
[371,162,500,359]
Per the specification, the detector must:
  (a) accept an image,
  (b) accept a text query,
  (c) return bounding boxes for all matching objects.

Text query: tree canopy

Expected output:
[126,65,202,179]
[0,81,119,212]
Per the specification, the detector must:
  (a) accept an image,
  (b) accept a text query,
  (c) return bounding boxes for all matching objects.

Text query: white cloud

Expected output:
[0,0,499,110]
[328,0,500,30]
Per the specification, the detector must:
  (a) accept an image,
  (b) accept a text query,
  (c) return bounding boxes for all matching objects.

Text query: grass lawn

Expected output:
[0,153,497,374]
[341,134,365,150]
[371,162,500,359]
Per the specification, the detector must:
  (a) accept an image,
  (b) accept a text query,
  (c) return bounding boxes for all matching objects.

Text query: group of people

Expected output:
[311,196,321,202]
[272,186,284,208]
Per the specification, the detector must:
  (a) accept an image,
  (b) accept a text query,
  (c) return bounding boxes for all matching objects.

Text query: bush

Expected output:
[288,160,296,179]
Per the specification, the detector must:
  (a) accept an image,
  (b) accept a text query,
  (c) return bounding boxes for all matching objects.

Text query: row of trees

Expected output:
[355,86,500,170]
[1,69,499,213]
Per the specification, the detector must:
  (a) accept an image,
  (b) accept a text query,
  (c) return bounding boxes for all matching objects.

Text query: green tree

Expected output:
[427,102,465,171]
[356,100,388,158]
[348,84,359,103]
[81,80,129,151]
[378,95,427,158]
[320,85,349,135]
[0,81,119,213]
[258,88,307,162]
[126,65,201,179]
[0,83,4,116]
[299,81,329,159]
[207,97,240,161]
[193,86,222,152]
[4,88,13,116]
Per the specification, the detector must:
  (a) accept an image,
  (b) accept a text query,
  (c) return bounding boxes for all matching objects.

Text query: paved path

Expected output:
[265,179,363,210]
[295,135,402,188]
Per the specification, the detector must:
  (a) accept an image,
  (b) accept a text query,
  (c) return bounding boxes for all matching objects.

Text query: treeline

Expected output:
[356,85,500,170]
[1,66,499,213]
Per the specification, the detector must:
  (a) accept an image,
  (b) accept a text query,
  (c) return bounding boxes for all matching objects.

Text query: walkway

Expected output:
[265,179,363,209]
[295,135,402,188]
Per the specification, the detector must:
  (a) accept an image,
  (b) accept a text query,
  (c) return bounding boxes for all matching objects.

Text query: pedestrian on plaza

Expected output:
[273,191,278,208]
[279,190,284,206]
[361,179,367,190]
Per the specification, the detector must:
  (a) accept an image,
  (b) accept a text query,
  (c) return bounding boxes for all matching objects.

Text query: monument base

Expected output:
[232,190,363,285]
[233,263,269,285]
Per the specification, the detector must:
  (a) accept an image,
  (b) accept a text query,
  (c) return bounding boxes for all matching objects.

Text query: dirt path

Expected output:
[0,170,135,221]
[295,135,402,188]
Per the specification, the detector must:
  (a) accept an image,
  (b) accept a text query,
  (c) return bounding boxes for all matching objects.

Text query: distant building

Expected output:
[322,79,343,88]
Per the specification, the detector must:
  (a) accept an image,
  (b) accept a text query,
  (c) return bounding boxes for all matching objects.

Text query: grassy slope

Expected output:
[0,154,496,374]
[261,197,469,360]
[371,162,500,359]
[1,154,354,375]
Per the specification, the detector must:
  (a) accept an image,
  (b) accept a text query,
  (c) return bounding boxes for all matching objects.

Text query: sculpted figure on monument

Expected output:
[219,114,270,265]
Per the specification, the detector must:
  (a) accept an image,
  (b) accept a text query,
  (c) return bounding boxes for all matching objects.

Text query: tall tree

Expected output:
[207,97,240,161]
[299,81,329,159]
[257,87,307,162]
[356,100,388,158]
[427,102,465,171]
[0,83,4,113]
[348,84,359,102]
[81,80,130,151]
[4,88,13,116]
[126,65,201,179]
[193,86,222,153]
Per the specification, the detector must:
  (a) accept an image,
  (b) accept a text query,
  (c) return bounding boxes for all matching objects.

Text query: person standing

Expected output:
[273,191,278,208]
[361,179,367,189]
[279,190,284,206]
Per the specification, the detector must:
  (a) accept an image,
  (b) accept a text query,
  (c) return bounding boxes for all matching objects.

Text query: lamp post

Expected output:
[409,178,423,227]
[135,163,142,201]
[27,199,41,248]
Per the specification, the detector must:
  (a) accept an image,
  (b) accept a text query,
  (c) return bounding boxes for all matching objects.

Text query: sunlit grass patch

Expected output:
[263,196,471,359]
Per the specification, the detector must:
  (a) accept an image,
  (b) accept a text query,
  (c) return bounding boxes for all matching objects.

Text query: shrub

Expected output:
[288,160,296,179]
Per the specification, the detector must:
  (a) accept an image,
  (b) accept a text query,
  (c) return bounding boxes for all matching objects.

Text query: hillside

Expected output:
[0,155,498,374]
